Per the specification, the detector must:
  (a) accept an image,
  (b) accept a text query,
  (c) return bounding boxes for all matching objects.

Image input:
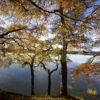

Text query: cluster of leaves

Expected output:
[71,56,100,80]
[87,88,97,96]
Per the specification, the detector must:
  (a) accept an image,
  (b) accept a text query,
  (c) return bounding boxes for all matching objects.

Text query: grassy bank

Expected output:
[0,90,81,100]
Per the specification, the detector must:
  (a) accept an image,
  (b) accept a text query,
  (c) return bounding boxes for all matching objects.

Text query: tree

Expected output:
[71,54,100,96]
[39,60,59,96]
[71,54,100,80]
[0,0,99,96]
[0,27,46,95]
[46,0,99,96]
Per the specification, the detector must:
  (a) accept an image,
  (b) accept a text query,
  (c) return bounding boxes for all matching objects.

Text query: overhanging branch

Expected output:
[0,27,26,38]
[28,0,81,21]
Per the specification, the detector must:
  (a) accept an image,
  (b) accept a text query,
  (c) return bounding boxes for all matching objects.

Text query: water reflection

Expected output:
[0,55,99,99]
[0,63,62,96]
[0,64,30,96]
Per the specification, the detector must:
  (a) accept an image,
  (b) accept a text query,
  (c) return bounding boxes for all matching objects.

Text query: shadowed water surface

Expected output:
[0,55,99,100]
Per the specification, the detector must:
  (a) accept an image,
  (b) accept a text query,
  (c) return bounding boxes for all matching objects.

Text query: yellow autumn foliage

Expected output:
[87,88,97,96]
[72,62,100,80]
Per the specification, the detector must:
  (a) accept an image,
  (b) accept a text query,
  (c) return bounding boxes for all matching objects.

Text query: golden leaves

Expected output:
[53,48,61,56]
[72,62,100,80]
[8,0,30,19]
[71,67,80,80]
[8,23,25,29]
[0,53,14,66]
[39,24,46,31]
[67,43,74,51]
[15,53,32,65]
[8,43,15,52]
[57,24,65,33]
[61,0,69,9]
[72,63,92,80]
[31,8,42,19]
[87,88,97,96]
[55,0,70,9]
[54,0,86,11]
[20,0,27,4]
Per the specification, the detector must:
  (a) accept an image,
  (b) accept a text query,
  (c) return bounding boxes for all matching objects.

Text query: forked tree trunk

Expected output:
[40,61,58,96]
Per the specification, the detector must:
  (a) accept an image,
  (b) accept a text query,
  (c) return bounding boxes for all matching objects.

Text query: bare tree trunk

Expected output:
[60,39,68,96]
[40,61,58,96]
[48,72,51,96]
[59,3,68,96]
[30,61,34,95]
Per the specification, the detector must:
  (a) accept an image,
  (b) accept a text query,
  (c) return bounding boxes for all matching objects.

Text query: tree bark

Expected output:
[60,38,68,96]
[30,62,34,95]
[48,72,51,96]
[59,3,68,96]
[40,61,58,96]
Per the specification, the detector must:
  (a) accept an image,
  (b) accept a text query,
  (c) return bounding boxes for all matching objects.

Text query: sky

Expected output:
[82,0,100,18]
[0,0,99,52]
[69,54,100,64]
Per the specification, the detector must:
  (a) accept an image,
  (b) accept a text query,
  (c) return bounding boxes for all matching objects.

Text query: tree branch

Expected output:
[0,27,26,38]
[50,60,59,74]
[28,0,81,21]
[28,0,59,13]
[39,61,49,72]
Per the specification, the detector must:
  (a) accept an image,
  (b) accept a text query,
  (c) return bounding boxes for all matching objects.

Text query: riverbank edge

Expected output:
[0,89,81,100]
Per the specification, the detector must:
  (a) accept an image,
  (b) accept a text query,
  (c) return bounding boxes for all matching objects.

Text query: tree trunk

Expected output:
[59,3,68,96]
[60,39,68,96]
[30,62,34,95]
[48,72,51,96]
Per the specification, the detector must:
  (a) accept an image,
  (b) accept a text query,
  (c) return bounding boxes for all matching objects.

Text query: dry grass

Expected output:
[0,90,79,100]
[0,95,75,100]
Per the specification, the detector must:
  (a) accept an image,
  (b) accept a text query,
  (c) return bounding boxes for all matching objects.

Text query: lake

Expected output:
[0,55,100,100]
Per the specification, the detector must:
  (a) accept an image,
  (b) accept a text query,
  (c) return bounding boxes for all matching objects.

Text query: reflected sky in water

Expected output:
[0,55,99,99]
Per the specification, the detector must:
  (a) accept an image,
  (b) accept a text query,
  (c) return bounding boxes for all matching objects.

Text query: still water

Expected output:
[0,55,99,100]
